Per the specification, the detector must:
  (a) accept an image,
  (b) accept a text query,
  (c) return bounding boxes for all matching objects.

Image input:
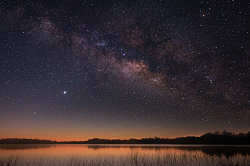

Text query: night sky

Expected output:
[0,0,249,141]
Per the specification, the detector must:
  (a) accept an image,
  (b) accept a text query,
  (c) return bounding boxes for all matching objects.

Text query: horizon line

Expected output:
[1,130,249,142]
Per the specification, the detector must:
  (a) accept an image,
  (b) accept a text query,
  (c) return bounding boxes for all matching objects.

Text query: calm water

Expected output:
[0,144,250,166]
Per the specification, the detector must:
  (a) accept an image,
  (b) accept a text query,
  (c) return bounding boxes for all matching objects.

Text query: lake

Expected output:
[0,144,250,166]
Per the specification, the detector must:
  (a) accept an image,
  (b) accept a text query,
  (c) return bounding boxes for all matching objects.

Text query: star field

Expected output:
[0,0,249,141]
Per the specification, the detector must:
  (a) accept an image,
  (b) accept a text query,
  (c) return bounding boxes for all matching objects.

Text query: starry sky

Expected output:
[0,0,249,141]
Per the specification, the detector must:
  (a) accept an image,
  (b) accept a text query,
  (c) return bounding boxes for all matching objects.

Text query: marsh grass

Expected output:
[0,153,249,166]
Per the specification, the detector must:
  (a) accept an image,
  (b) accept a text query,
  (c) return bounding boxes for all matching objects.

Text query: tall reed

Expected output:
[0,153,249,166]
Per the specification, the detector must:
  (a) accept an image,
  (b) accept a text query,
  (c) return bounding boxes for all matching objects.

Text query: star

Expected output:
[0,0,248,141]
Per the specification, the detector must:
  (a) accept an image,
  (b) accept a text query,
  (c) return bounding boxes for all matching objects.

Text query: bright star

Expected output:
[63,91,67,94]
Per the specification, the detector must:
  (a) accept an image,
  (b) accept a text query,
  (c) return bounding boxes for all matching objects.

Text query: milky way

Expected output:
[0,0,249,140]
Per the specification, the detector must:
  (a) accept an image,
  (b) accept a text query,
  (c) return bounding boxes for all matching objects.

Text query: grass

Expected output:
[0,153,249,166]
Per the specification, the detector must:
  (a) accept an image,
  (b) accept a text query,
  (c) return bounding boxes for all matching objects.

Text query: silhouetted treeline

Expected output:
[62,130,250,145]
[1,130,250,144]
[0,138,56,144]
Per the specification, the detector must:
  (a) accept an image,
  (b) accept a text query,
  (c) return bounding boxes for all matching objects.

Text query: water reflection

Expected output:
[0,144,249,166]
[0,144,55,150]
[87,145,250,158]
[1,144,250,157]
